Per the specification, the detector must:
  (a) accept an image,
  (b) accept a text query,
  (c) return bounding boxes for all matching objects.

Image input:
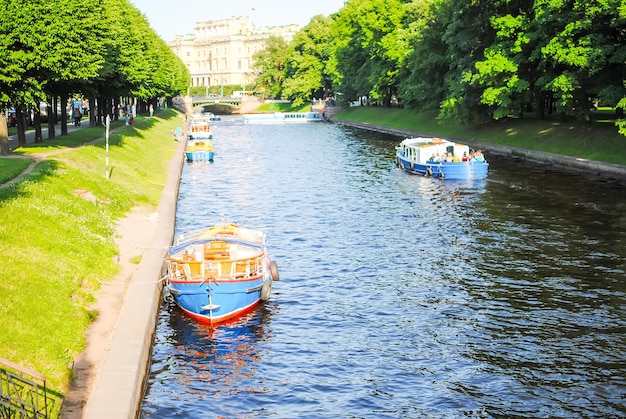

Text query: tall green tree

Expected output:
[331,0,409,106]
[531,0,626,120]
[252,37,289,99]
[282,15,335,105]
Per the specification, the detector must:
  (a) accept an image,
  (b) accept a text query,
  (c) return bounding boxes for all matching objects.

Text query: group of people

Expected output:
[428,149,485,163]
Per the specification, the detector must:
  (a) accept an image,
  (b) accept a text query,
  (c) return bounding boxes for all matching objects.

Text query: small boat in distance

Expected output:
[395,137,488,179]
[164,222,279,325]
[201,111,221,121]
[243,112,324,124]
[186,119,214,162]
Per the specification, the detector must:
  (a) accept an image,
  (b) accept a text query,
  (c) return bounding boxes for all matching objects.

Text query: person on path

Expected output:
[149,104,154,117]
[74,108,82,127]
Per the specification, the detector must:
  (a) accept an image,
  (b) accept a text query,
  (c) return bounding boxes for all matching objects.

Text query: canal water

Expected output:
[140,117,626,418]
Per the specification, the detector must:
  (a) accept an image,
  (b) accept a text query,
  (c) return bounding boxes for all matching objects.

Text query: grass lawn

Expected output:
[0,158,35,184]
[335,107,626,165]
[0,110,182,416]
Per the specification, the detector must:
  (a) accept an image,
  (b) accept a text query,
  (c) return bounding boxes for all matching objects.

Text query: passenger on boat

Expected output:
[475,150,485,161]
[469,150,476,161]
[462,151,469,162]
[444,152,453,162]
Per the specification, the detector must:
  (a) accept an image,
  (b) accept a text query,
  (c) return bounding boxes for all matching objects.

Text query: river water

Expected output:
[140,117,626,418]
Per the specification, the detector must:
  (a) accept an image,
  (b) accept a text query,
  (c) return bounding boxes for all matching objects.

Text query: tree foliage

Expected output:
[262,0,625,134]
[252,37,290,99]
[0,0,190,153]
[282,15,335,106]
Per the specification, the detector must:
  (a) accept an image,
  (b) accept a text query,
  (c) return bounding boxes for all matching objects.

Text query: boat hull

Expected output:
[243,112,324,124]
[397,153,488,179]
[167,275,269,324]
[185,150,214,162]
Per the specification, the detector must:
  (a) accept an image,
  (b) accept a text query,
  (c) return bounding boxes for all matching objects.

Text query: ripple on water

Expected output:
[142,117,626,418]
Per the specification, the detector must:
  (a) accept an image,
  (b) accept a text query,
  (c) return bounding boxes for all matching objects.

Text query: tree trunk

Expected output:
[47,96,56,140]
[536,92,545,119]
[16,106,27,148]
[0,112,9,155]
[33,109,43,143]
[89,95,97,126]
[61,92,69,135]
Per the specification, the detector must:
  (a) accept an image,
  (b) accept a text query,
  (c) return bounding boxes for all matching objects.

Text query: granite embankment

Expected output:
[332,118,626,181]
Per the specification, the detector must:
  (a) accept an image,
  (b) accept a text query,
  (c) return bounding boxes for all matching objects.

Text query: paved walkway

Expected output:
[7,119,92,150]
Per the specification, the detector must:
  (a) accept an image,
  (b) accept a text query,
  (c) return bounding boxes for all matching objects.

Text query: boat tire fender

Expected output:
[426,167,433,177]
[163,287,174,304]
[261,280,272,301]
[270,260,280,281]
[409,161,414,170]
[439,171,445,179]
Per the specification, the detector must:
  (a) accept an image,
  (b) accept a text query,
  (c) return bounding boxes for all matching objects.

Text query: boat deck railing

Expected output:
[168,253,266,282]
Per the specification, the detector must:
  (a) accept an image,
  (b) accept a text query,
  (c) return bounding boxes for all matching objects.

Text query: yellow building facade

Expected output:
[168,17,299,90]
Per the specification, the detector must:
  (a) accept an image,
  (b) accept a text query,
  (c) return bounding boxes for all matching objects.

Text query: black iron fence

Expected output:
[0,358,48,418]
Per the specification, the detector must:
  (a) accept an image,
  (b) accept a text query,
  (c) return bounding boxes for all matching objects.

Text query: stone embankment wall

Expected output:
[333,119,626,182]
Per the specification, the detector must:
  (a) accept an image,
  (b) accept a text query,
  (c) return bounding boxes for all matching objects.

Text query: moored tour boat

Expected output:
[164,222,279,325]
[186,120,214,162]
[243,112,324,124]
[395,137,488,179]
[185,139,214,162]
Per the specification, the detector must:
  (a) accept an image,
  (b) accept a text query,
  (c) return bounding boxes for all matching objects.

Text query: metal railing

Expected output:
[0,358,49,418]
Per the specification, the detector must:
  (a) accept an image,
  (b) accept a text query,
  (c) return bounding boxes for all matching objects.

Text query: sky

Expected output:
[130,0,347,42]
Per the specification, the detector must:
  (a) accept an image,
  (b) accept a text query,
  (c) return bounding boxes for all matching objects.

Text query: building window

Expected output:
[238,60,242,70]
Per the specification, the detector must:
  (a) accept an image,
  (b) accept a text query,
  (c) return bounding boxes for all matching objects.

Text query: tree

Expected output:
[252,37,290,99]
[331,0,409,106]
[282,15,335,105]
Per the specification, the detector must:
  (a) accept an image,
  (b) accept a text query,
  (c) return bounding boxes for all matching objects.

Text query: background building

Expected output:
[168,17,298,92]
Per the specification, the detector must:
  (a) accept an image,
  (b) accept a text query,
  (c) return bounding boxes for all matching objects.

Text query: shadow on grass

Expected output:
[10,113,166,155]
[0,160,59,203]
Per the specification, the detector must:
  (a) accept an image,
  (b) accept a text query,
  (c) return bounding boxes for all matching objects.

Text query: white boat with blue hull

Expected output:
[243,112,324,124]
[396,137,488,179]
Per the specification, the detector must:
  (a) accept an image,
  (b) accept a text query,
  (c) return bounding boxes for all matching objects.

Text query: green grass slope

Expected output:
[0,110,183,415]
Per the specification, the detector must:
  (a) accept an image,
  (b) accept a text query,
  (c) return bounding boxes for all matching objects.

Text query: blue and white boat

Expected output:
[186,121,214,162]
[164,222,279,325]
[395,137,488,179]
[243,112,324,124]
[185,139,214,162]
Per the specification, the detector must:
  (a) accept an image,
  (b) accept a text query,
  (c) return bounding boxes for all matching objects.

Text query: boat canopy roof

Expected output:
[399,137,471,164]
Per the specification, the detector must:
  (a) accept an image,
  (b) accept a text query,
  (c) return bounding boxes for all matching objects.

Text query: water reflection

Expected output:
[142,117,626,418]
[142,302,276,418]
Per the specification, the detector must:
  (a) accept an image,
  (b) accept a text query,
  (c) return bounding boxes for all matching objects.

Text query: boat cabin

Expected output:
[400,138,470,164]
